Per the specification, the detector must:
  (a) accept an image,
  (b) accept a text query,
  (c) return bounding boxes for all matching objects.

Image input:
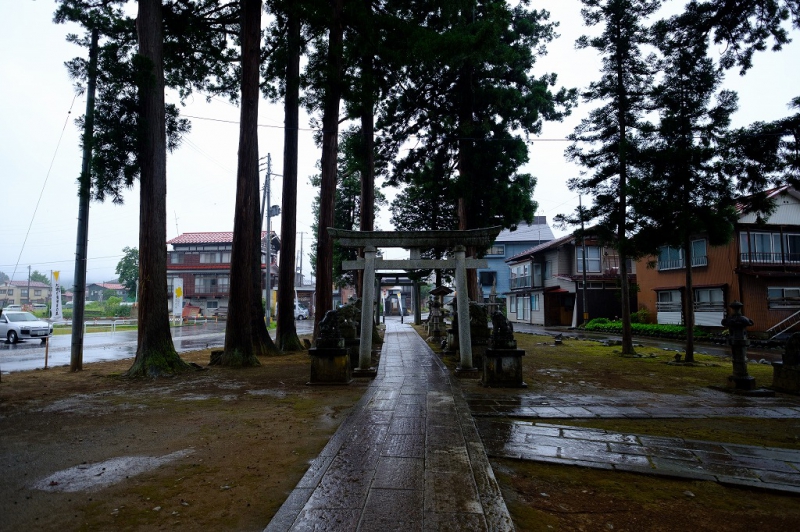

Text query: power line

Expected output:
[9,94,78,283]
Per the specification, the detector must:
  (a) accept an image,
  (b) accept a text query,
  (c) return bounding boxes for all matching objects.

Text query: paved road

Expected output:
[0,319,314,373]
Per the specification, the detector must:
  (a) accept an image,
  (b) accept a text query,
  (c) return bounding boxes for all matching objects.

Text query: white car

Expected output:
[295,303,309,320]
[0,311,53,343]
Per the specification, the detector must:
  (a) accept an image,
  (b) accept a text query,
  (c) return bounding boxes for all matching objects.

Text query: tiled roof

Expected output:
[6,280,51,288]
[167,231,271,245]
[736,185,800,213]
[95,282,126,290]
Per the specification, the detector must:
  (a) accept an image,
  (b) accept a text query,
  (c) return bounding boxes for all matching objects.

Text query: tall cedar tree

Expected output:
[263,0,313,351]
[379,0,574,299]
[309,127,387,288]
[221,0,266,365]
[128,0,189,376]
[54,0,244,374]
[312,0,345,338]
[636,20,738,361]
[671,0,799,74]
[276,2,304,351]
[563,0,660,355]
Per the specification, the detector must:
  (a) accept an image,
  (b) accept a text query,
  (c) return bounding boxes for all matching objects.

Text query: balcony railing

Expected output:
[510,275,531,290]
[657,255,708,271]
[740,252,800,265]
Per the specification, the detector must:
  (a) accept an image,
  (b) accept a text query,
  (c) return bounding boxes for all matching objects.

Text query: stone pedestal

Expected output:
[308,340,352,385]
[771,331,800,394]
[483,348,527,388]
[772,362,800,394]
[722,302,756,391]
[309,310,352,385]
[727,374,757,391]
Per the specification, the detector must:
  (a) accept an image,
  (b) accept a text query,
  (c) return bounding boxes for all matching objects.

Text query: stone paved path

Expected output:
[466,371,800,495]
[476,420,800,494]
[266,320,513,532]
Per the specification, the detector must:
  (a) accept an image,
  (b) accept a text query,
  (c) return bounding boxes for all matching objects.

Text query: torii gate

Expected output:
[329,226,502,375]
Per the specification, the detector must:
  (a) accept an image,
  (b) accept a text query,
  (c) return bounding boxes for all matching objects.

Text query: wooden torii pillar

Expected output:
[330,227,502,376]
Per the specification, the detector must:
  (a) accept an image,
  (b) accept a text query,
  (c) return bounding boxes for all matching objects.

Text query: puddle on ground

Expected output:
[32,449,194,493]
[246,389,287,398]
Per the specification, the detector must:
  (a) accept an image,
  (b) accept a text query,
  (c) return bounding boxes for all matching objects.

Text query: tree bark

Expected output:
[615,19,634,356]
[276,6,303,351]
[456,62,480,302]
[683,235,695,362]
[313,0,344,340]
[358,10,375,300]
[127,0,188,377]
[221,0,262,366]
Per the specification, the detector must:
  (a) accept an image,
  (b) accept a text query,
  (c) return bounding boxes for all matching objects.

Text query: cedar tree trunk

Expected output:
[221,0,262,366]
[127,0,188,377]
[313,0,344,340]
[276,6,303,351]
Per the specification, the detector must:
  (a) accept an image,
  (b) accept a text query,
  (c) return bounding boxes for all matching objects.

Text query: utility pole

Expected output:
[70,28,99,372]
[27,266,31,305]
[265,154,273,325]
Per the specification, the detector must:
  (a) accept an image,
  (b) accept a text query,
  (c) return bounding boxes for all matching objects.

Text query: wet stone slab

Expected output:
[371,457,424,491]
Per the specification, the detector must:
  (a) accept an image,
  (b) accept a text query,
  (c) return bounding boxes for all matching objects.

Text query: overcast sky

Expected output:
[1,0,798,288]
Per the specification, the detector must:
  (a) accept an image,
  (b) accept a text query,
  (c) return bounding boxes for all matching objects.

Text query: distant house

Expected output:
[0,280,52,308]
[86,282,128,302]
[476,217,555,303]
[505,233,637,327]
[166,231,279,316]
[636,185,800,336]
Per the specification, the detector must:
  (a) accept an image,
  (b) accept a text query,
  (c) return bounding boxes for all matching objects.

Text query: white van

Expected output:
[295,302,309,320]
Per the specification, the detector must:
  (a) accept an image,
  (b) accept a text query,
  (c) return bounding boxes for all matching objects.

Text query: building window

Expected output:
[34,290,42,296]
[171,252,184,264]
[741,232,800,264]
[509,295,517,314]
[691,240,708,266]
[656,290,682,312]
[206,301,219,309]
[0,290,5,295]
[510,265,530,289]
[200,252,232,264]
[516,295,529,319]
[531,293,540,311]
[768,287,800,308]
[695,288,724,312]
[544,261,552,280]
[21,289,28,297]
[217,276,229,294]
[7,289,13,295]
[658,240,707,270]
[478,271,496,287]
[576,246,602,273]
[486,244,505,256]
[533,263,542,286]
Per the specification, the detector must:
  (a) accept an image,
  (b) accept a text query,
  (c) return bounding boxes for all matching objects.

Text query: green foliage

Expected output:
[584,319,711,339]
[0,271,8,284]
[115,246,139,294]
[29,270,50,285]
[379,0,575,232]
[309,126,387,287]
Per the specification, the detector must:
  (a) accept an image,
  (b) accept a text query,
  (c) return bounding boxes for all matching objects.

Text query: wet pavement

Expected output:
[267,317,800,531]
[266,319,513,532]
[476,420,800,495]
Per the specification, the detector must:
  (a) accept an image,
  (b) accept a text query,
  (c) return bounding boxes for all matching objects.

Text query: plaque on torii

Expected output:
[328,226,502,376]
